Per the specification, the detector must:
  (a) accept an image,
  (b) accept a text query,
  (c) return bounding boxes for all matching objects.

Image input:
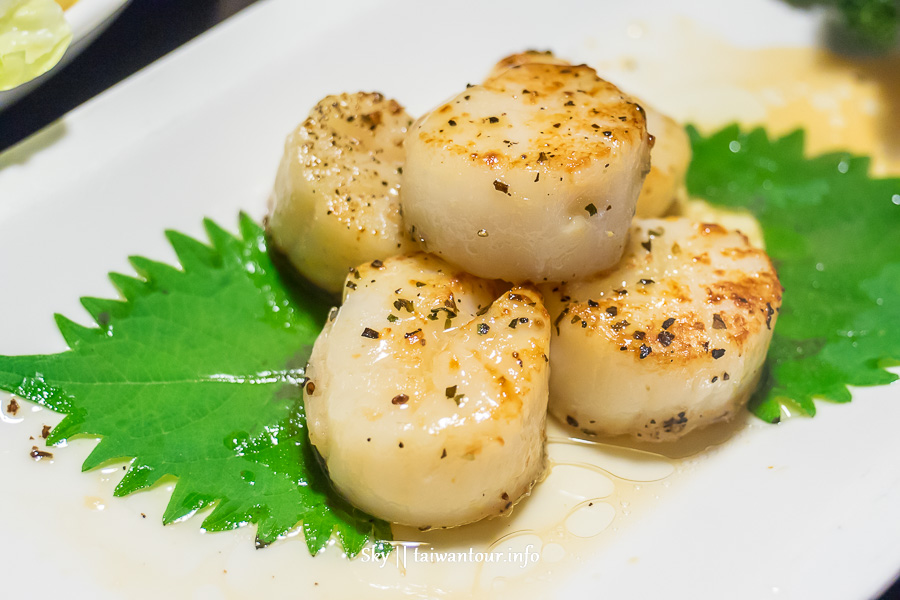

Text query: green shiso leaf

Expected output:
[0,213,391,555]
[687,125,900,422]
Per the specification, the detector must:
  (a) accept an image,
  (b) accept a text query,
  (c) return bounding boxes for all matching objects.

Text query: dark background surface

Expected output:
[0,0,257,152]
[0,1,898,598]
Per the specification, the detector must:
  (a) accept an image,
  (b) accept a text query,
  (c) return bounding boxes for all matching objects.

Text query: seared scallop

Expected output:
[401,62,651,282]
[540,218,782,441]
[267,92,417,293]
[636,107,692,217]
[304,254,551,527]
[487,51,691,219]
[485,49,571,79]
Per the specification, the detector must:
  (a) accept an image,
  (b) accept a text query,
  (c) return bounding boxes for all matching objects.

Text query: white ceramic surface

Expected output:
[0,1,898,599]
[0,0,130,110]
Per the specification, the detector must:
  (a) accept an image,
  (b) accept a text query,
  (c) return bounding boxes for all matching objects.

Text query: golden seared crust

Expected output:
[402,60,651,282]
[305,253,550,527]
[482,51,692,220]
[292,92,411,234]
[414,63,647,174]
[547,220,782,368]
[486,50,571,79]
[541,217,780,441]
[268,92,418,292]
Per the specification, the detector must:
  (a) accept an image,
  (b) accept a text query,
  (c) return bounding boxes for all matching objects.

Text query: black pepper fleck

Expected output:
[657,331,675,346]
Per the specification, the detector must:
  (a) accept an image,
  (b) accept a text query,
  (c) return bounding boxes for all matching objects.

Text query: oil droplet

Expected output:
[477,229,489,237]
[84,496,106,511]
[564,501,616,537]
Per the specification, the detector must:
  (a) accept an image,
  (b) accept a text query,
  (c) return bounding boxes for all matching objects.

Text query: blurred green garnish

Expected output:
[787,0,899,53]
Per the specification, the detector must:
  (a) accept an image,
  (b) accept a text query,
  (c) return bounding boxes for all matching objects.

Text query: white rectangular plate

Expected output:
[1,1,898,599]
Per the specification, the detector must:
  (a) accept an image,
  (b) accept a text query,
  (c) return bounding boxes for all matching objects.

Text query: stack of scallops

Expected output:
[267,52,783,530]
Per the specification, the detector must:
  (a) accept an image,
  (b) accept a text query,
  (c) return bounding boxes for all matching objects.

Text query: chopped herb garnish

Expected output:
[393,298,414,313]
[712,313,727,330]
[657,331,675,347]
[612,320,630,331]
[361,327,380,339]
